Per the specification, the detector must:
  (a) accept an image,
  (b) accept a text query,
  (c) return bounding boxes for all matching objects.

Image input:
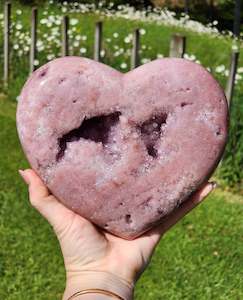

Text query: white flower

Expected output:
[48,15,55,22]
[47,54,55,60]
[74,41,79,47]
[113,32,119,38]
[34,59,39,66]
[13,44,19,50]
[237,67,243,73]
[100,50,105,57]
[184,53,196,61]
[106,38,111,43]
[157,53,164,58]
[16,23,23,30]
[16,9,22,15]
[18,50,23,56]
[81,35,87,41]
[124,36,131,44]
[38,45,45,52]
[62,7,67,13]
[40,18,47,25]
[37,40,43,47]
[215,65,225,73]
[224,70,229,77]
[120,62,127,69]
[80,47,87,54]
[75,35,81,41]
[139,28,146,35]
[55,19,61,26]
[212,20,218,26]
[47,36,54,42]
[232,44,239,51]
[70,18,78,26]
[235,73,242,81]
[142,45,147,50]
[24,46,29,52]
[141,58,151,64]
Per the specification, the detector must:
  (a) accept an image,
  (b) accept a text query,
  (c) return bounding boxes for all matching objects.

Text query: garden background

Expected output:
[0,0,243,299]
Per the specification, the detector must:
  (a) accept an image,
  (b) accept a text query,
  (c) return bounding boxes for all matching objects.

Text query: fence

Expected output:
[2,2,240,107]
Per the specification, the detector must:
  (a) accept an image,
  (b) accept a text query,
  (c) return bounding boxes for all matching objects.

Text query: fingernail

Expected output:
[18,169,30,185]
[210,181,218,190]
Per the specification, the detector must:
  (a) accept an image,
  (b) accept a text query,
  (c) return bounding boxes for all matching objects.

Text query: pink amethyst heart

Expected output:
[17,57,228,239]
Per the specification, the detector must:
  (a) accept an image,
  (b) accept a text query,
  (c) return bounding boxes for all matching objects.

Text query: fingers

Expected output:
[19,169,75,230]
[19,169,50,200]
[148,182,216,245]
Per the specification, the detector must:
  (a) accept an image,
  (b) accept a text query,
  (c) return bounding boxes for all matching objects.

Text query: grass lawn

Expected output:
[1,97,243,300]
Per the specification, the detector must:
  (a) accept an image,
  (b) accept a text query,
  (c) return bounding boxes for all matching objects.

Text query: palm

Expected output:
[20,169,213,287]
[56,205,158,284]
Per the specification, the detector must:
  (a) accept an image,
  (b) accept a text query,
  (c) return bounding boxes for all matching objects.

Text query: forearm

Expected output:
[63,270,134,300]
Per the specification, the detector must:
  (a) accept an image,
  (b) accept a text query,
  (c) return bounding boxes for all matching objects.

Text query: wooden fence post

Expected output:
[30,7,38,74]
[184,0,189,15]
[225,50,240,107]
[131,29,140,70]
[233,0,241,38]
[62,15,69,57]
[94,21,103,61]
[4,2,11,85]
[169,34,186,58]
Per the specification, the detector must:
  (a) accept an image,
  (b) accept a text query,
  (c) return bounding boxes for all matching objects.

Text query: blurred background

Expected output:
[0,1,242,300]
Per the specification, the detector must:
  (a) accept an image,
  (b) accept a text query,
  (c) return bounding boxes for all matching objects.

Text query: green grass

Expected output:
[1,97,243,299]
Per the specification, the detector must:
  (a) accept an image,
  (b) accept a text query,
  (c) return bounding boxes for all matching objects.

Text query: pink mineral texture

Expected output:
[16,57,228,239]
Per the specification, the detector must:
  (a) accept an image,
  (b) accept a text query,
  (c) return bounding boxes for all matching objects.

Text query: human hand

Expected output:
[19,169,215,300]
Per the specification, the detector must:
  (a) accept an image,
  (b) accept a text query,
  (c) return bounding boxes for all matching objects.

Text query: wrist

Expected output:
[63,270,134,300]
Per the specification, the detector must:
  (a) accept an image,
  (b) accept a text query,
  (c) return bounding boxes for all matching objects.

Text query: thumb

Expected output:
[19,169,75,232]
